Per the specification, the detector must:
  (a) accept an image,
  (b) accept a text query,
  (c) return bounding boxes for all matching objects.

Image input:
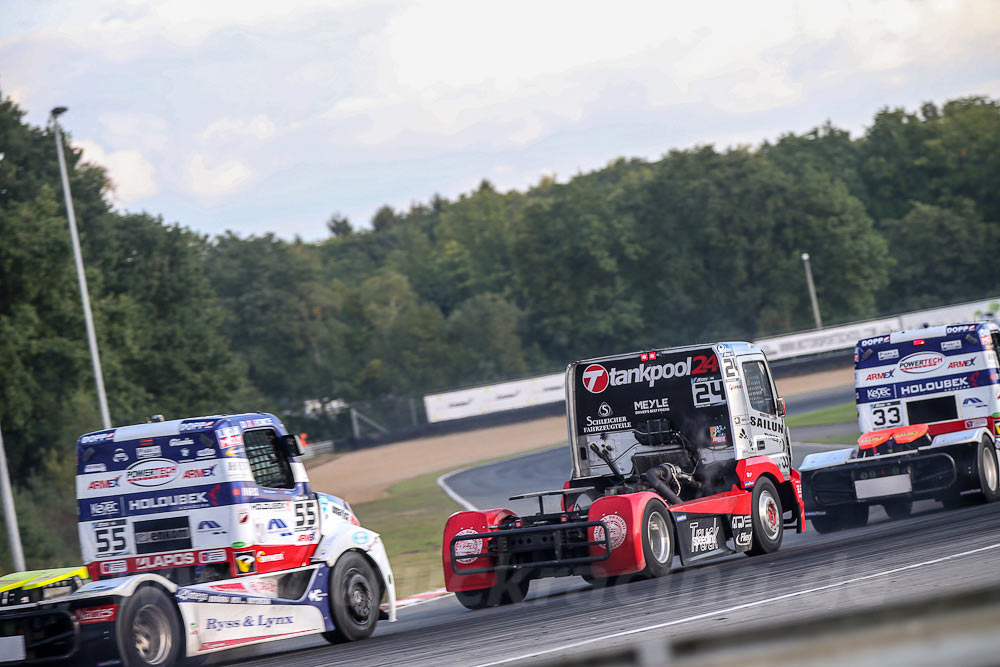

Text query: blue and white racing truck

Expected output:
[0,413,395,666]
[801,323,1000,532]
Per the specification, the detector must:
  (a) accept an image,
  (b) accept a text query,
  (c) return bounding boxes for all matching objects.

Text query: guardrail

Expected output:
[423,295,1000,423]
[300,439,334,460]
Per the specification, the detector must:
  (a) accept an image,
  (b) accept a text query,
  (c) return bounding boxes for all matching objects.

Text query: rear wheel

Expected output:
[747,478,783,556]
[942,437,1000,509]
[322,552,380,643]
[117,586,181,667]
[638,501,673,578]
[810,504,869,534]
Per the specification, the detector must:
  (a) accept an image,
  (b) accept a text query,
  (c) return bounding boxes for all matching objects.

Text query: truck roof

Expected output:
[76,413,282,448]
[571,341,759,366]
[857,322,997,348]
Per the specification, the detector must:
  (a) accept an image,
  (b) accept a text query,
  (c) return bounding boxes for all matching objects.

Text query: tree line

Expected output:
[1,93,998,567]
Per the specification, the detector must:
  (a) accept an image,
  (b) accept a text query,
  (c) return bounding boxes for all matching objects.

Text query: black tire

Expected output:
[322,552,380,643]
[747,478,783,556]
[454,572,530,610]
[638,500,673,578]
[117,586,182,667]
[882,498,913,520]
[810,504,870,534]
[978,437,1000,503]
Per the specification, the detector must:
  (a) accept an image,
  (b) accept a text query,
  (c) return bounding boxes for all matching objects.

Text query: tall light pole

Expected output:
[51,107,112,430]
[801,252,822,329]
[0,422,25,571]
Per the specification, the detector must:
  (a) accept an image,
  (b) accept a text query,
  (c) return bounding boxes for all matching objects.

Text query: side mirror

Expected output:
[776,397,786,418]
[283,434,305,457]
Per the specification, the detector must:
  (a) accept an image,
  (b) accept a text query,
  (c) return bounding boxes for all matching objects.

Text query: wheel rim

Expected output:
[758,490,780,541]
[342,568,374,624]
[983,446,999,492]
[133,603,171,665]
[646,511,671,563]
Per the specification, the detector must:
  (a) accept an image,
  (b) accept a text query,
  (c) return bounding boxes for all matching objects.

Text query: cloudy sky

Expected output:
[2,0,999,240]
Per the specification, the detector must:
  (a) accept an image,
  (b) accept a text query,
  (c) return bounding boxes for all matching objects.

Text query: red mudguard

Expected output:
[442,508,515,592]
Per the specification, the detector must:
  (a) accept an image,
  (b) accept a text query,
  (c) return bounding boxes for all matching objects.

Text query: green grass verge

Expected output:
[785,401,857,428]
[806,431,862,446]
[352,443,562,599]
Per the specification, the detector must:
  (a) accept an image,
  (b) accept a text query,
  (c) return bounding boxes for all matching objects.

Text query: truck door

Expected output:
[738,356,790,475]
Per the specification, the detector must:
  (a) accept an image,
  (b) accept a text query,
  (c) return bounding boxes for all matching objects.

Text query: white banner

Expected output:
[424,296,1000,423]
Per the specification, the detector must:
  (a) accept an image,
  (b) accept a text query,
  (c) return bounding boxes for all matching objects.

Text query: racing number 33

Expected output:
[872,406,902,427]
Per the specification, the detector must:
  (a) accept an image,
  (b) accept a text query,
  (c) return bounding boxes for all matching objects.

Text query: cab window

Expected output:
[243,429,294,489]
[742,360,776,414]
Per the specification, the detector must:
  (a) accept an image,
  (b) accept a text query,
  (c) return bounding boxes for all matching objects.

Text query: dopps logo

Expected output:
[125,459,179,487]
[898,351,945,374]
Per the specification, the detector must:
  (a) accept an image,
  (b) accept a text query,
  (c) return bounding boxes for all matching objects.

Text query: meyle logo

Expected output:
[80,431,115,444]
[865,369,895,381]
[899,352,945,374]
[182,465,217,480]
[125,459,179,487]
[947,357,976,370]
[179,420,216,433]
[197,520,226,535]
[169,438,194,447]
[88,476,121,490]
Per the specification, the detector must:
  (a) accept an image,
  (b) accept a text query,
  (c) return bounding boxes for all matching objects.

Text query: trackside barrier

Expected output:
[424,295,1000,423]
[300,439,334,459]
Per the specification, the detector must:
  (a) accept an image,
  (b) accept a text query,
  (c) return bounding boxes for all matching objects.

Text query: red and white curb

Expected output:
[391,587,453,610]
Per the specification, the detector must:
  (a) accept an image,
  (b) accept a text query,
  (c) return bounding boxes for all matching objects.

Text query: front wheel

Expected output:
[882,498,913,520]
[746,477,783,556]
[978,437,1000,503]
[322,552,380,643]
[117,586,182,667]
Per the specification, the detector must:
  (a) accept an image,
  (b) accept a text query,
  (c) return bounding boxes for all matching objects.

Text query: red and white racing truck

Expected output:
[443,342,805,608]
[0,413,395,666]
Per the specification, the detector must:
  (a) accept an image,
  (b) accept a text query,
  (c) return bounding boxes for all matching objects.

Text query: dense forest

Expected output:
[1,93,999,567]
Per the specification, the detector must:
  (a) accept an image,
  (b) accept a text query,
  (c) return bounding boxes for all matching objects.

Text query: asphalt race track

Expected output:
[210,385,1000,666]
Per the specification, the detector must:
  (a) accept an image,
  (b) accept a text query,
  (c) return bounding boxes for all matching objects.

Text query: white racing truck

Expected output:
[800,323,1000,532]
[0,413,395,666]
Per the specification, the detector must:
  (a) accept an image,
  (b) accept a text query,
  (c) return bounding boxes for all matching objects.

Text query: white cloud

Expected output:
[74,139,158,204]
[200,114,277,142]
[183,153,253,199]
[98,112,169,152]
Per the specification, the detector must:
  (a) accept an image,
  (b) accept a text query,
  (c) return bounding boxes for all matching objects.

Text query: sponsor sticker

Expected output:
[689,518,721,553]
[878,349,900,360]
[84,463,106,473]
[454,529,483,565]
[125,459,179,487]
[593,514,627,550]
[898,351,945,374]
[74,604,118,625]
[179,420,217,432]
[941,340,963,352]
[235,550,257,575]
[709,424,728,444]
[80,431,115,444]
[199,549,228,564]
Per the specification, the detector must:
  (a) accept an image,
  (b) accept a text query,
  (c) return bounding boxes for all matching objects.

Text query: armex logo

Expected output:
[182,465,217,480]
[865,369,895,381]
[87,476,121,491]
[947,357,976,370]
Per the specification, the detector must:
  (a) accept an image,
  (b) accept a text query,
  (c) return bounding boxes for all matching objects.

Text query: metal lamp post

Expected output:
[50,107,111,430]
[0,423,25,571]
[801,252,822,329]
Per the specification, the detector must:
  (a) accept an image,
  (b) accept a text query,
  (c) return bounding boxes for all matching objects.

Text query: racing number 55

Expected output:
[294,500,318,529]
[95,525,127,555]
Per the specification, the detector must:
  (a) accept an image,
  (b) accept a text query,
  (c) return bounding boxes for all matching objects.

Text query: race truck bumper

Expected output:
[800,431,985,512]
